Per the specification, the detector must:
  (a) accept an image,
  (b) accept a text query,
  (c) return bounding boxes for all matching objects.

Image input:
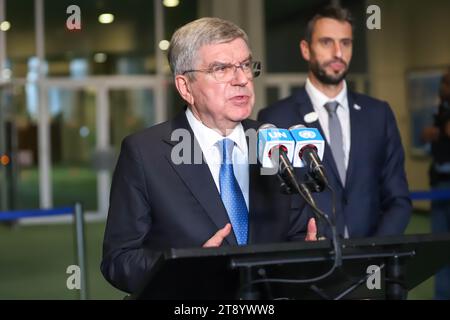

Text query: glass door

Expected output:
[0,84,40,211]
[44,83,157,215]
[47,87,98,211]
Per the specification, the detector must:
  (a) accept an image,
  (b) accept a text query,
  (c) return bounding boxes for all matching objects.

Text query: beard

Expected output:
[309,58,348,85]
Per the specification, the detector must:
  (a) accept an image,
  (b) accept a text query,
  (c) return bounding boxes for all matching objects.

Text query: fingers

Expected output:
[203,223,232,248]
[305,218,317,242]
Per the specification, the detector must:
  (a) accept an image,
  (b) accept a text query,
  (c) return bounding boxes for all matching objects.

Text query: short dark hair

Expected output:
[304,5,353,43]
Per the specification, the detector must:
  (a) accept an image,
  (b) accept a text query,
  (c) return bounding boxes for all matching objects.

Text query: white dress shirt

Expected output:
[185,108,249,210]
[305,78,351,169]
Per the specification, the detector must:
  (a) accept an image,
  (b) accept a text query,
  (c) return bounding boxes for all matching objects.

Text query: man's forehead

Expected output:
[312,18,353,39]
[197,39,251,64]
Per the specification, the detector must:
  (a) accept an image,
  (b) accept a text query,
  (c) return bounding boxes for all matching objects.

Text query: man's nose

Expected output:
[333,42,343,58]
[231,66,248,86]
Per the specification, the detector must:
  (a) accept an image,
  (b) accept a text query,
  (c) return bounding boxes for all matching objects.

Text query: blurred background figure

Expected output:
[422,67,450,300]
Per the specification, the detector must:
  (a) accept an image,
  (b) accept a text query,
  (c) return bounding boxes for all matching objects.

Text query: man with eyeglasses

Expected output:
[101,17,313,295]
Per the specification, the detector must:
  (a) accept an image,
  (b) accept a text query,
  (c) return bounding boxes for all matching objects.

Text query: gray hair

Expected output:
[168,17,250,78]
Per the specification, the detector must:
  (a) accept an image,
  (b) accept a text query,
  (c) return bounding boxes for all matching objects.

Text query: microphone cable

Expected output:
[238,166,343,298]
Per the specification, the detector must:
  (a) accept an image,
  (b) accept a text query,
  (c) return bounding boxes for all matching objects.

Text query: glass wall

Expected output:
[5,0,36,78]
[1,0,198,212]
[0,84,40,210]
[110,88,155,154]
[44,0,156,77]
[48,87,98,209]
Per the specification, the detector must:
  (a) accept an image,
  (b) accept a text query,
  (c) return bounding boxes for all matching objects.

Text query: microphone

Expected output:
[289,124,329,188]
[289,125,342,267]
[257,124,295,170]
[258,124,337,261]
[257,124,298,192]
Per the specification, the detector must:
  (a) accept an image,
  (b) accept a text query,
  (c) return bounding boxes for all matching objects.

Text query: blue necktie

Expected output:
[219,138,248,245]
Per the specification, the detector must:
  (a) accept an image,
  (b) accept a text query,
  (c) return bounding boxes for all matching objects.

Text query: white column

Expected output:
[96,86,110,216]
[35,0,52,208]
[0,0,7,210]
[0,0,6,81]
[154,0,167,124]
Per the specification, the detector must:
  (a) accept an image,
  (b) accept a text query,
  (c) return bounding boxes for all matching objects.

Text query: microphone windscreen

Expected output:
[258,123,276,131]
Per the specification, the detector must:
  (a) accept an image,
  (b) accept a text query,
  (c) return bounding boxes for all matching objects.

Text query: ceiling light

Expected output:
[0,21,11,31]
[163,0,180,8]
[158,40,170,51]
[98,13,114,24]
[94,53,107,63]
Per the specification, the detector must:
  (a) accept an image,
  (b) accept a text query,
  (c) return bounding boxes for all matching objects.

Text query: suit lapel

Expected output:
[345,91,364,188]
[163,111,237,245]
[295,89,343,187]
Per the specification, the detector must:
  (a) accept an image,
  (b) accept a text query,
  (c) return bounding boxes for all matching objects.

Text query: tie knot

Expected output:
[324,101,339,114]
[220,138,235,164]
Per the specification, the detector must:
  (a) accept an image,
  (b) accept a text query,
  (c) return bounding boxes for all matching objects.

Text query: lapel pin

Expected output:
[354,104,362,111]
[304,112,319,124]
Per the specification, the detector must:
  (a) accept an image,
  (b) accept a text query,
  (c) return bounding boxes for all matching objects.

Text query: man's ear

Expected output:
[300,40,311,62]
[175,75,194,105]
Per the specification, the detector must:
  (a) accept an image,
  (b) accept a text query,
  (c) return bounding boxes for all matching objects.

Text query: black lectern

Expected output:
[131,233,450,300]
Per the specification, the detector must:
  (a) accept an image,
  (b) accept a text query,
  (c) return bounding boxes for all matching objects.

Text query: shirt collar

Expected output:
[305,77,348,110]
[185,108,247,154]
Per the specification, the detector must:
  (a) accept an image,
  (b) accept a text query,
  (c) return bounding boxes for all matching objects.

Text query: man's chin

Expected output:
[230,107,253,122]
[318,72,346,85]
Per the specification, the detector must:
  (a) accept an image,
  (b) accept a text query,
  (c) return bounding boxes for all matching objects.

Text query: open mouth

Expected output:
[230,95,250,104]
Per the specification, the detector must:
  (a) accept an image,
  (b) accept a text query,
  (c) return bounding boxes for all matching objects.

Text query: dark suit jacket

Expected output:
[101,111,307,293]
[258,87,412,239]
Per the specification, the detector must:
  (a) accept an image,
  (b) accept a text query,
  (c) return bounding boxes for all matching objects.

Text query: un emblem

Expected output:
[299,130,316,139]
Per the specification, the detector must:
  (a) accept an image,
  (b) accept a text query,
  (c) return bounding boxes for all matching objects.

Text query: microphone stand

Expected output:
[238,146,344,300]
[274,148,342,269]
[293,181,342,268]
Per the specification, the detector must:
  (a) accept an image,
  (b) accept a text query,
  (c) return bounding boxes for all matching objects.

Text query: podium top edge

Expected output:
[164,233,450,260]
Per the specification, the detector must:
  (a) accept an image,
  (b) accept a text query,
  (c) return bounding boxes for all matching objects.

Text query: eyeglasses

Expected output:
[182,60,262,83]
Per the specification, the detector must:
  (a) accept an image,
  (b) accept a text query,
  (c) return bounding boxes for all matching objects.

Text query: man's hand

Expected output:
[305,218,317,241]
[203,223,232,247]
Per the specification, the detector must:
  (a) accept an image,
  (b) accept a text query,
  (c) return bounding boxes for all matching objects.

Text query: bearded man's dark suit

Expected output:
[258,88,412,240]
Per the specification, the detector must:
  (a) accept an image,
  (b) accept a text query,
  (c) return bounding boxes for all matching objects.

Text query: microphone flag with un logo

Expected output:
[289,125,325,168]
[257,125,295,168]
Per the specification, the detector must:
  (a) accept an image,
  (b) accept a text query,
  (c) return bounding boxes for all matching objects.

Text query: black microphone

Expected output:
[300,145,329,187]
[257,124,327,223]
[273,145,299,194]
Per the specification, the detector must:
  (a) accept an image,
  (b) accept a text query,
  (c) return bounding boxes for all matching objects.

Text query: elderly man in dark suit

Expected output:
[258,6,411,240]
[101,17,315,294]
